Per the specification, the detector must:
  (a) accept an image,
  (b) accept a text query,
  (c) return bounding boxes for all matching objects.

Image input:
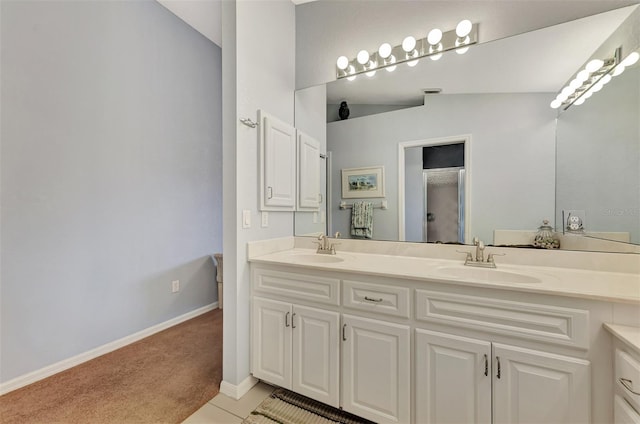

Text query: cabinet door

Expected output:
[342,314,410,424]
[493,343,591,424]
[415,329,492,424]
[260,110,296,210]
[251,297,292,388]
[297,131,321,210]
[292,305,340,407]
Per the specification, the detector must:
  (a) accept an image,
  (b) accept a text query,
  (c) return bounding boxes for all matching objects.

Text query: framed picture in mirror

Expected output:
[341,166,385,199]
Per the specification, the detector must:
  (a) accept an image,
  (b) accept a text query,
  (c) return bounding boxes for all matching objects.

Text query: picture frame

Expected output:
[341,166,385,199]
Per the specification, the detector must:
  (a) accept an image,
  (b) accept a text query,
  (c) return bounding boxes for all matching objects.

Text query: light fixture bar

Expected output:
[551,48,621,110]
[336,23,479,79]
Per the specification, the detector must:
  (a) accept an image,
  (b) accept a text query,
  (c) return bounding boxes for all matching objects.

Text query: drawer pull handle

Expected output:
[484,354,488,377]
[285,312,290,328]
[496,356,501,379]
[292,313,296,329]
[620,378,640,396]
[364,296,384,303]
[342,324,347,341]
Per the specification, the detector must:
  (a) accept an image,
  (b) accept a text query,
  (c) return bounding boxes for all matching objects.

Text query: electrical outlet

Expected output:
[242,209,251,229]
[261,211,269,227]
[172,280,180,293]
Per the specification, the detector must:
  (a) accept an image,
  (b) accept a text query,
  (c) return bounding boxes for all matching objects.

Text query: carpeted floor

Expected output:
[0,308,222,424]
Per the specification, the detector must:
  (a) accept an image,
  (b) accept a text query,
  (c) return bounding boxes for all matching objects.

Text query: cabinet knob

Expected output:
[484,354,488,377]
[291,313,296,329]
[267,186,273,199]
[342,323,347,341]
[496,356,501,379]
[285,311,290,327]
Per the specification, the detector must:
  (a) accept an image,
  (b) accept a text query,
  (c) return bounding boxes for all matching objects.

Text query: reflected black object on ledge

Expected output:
[338,101,350,120]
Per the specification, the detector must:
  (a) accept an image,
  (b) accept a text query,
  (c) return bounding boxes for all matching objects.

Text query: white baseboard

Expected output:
[219,375,259,400]
[0,302,218,395]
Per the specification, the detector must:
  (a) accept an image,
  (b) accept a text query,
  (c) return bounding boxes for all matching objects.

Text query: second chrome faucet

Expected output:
[314,232,341,255]
[458,237,504,268]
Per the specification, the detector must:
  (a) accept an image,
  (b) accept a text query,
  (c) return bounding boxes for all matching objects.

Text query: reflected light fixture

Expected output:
[335,19,478,79]
[550,47,636,110]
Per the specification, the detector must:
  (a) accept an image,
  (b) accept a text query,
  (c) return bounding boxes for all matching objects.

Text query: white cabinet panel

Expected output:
[415,329,492,424]
[493,343,590,424]
[251,297,292,388]
[297,131,321,210]
[342,314,410,424]
[260,110,296,210]
[615,395,640,423]
[292,305,340,407]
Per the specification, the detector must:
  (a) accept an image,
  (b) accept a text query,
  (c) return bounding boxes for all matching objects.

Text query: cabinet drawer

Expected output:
[615,394,640,423]
[415,290,589,349]
[616,349,640,412]
[342,280,410,318]
[252,267,340,306]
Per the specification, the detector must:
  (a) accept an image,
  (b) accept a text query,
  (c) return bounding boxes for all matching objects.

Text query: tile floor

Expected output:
[182,382,275,424]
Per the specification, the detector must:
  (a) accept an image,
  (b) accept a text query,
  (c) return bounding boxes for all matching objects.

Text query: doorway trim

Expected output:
[397,134,472,242]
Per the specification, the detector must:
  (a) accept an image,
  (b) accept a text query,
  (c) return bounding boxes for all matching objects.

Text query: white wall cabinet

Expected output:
[342,314,410,424]
[415,329,591,424]
[259,110,296,211]
[297,131,321,210]
[252,296,339,407]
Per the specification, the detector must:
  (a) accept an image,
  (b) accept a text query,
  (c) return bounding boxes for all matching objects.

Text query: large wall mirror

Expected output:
[294,5,640,254]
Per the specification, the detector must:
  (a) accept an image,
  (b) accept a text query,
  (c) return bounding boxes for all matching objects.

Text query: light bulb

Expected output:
[402,36,417,53]
[600,74,612,85]
[456,19,472,38]
[574,97,586,106]
[347,75,357,81]
[430,53,442,61]
[357,50,370,65]
[386,65,397,72]
[407,59,419,67]
[378,43,392,59]
[583,90,593,99]
[561,86,575,96]
[557,92,569,102]
[550,99,562,109]
[427,29,443,45]
[456,46,469,55]
[591,82,603,93]
[569,79,582,90]
[576,70,590,82]
[336,56,349,70]
[622,51,639,67]
[366,70,376,77]
[612,64,626,77]
[585,59,604,73]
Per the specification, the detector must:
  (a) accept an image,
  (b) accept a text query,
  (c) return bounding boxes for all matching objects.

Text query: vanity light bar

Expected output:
[550,48,624,110]
[335,21,479,80]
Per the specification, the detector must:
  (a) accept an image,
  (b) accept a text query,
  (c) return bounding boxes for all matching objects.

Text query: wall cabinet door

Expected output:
[297,131,321,210]
[493,343,591,424]
[251,297,292,388]
[415,329,492,424]
[342,314,410,424]
[292,305,340,407]
[260,110,296,210]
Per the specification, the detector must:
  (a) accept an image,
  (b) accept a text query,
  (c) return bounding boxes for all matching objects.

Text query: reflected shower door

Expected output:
[423,167,465,243]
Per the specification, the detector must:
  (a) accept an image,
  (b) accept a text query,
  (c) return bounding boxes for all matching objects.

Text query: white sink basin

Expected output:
[435,266,542,284]
[287,253,346,264]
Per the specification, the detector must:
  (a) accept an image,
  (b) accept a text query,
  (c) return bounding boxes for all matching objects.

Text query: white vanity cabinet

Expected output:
[259,110,296,211]
[342,314,410,424]
[606,324,640,423]
[415,330,590,424]
[249,262,600,424]
[252,296,340,407]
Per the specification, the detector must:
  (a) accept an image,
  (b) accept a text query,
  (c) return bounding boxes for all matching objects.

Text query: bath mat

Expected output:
[242,388,374,424]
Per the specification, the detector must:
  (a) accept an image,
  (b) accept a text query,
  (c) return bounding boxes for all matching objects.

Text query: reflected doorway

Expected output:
[398,135,471,243]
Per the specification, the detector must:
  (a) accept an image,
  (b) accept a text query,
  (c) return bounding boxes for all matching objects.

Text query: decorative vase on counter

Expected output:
[533,220,560,249]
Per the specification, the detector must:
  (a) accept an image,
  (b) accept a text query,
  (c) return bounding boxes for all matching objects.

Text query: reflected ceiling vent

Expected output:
[422,88,442,94]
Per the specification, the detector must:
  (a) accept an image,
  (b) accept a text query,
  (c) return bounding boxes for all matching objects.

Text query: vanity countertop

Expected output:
[604,323,640,355]
[248,248,640,304]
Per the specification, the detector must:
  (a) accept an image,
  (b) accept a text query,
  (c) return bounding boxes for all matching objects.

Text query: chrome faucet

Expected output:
[314,232,341,255]
[457,237,505,268]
